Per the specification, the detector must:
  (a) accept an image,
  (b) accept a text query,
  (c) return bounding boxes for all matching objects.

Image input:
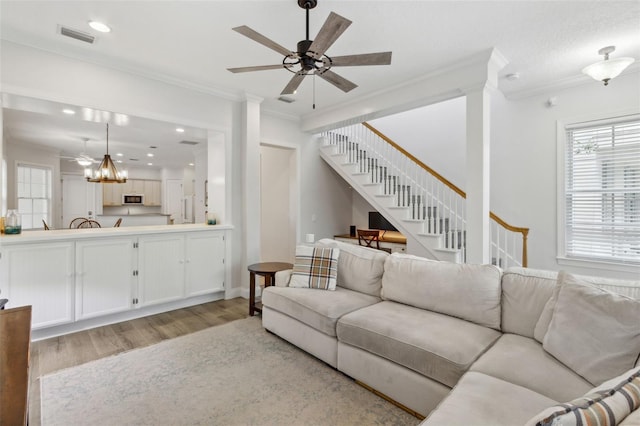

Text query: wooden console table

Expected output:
[248,262,293,316]
[0,305,32,426]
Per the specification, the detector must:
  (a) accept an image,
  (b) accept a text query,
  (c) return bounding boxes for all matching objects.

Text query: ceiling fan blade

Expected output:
[232,26,292,57]
[308,12,352,59]
[317,69,357,93]
[330,52,392,67]
[227,64,287,73]
[281,73,307,95]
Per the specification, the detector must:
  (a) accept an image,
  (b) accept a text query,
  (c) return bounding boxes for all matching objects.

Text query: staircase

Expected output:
[318,122,529,268]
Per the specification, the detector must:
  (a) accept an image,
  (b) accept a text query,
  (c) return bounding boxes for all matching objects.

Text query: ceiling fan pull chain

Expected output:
[313,73,316,110]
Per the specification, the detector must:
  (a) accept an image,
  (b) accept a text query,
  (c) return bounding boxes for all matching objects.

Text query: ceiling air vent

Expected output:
[179,140,199,146]
[278,96,295,103]
[59,26,95,44]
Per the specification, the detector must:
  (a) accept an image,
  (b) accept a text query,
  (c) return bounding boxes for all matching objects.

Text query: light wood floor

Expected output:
[29,297,248,425]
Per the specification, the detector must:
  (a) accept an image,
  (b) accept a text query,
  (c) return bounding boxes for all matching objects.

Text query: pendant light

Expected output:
[85,123,128,183]
[582,46,635,86]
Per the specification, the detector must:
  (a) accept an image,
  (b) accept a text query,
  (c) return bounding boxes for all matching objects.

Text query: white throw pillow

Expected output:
[289,245,339,290]
[542,271,640,386]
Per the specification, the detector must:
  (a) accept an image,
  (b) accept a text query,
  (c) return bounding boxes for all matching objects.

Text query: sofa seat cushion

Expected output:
[262,286,380,337]
[421,372,558,426]
[336,301,501,387]
[470,333,593,402]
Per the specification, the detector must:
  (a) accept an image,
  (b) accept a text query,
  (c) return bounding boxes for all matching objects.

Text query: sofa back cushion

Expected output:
[315,239,388,297]
[501,268,558,338]
[542,272,640,386]
[533,271,640,343]
[501,267,640,341]
[381,253,502,330]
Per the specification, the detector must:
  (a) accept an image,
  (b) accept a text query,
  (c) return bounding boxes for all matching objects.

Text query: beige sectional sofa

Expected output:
[261,239,640,425]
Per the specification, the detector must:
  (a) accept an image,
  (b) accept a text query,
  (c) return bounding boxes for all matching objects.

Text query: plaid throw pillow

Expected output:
[289,246,340,290]
[525,367,640,426]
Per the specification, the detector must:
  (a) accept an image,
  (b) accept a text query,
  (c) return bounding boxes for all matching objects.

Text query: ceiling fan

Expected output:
[59,138,99,166]
[227,0,392,98]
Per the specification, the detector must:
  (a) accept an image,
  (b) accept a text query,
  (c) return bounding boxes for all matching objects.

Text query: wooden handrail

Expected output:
[363,122,466,198]
[362,122,529,267]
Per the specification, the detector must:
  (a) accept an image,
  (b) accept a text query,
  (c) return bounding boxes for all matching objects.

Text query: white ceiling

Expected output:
[1,0,639,168]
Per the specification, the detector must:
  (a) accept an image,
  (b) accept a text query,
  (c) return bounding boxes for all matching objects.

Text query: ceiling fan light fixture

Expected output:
[88,20,111,33]
[582,46,634,86]
[86,123,127,183]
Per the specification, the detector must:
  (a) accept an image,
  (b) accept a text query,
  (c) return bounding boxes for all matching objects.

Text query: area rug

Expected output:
[41,317,420,425]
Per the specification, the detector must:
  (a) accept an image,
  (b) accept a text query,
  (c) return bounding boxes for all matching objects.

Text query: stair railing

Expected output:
[320,122,529,267]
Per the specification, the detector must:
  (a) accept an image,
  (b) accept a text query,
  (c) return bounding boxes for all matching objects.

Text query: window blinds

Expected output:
[565,116,640,264]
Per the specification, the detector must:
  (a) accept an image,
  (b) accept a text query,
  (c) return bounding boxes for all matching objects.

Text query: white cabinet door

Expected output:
[75,238,136,320]
[143,180,161,206]
[102,184,123,206]
[185,232,225,297]
[137,234,185,307]
[0,242,74,329]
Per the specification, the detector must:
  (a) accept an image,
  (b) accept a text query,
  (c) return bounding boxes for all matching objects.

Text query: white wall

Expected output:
[370,96,467,189]
[491,72,640,280]
[261,113,353,245]
[352,190,374,231]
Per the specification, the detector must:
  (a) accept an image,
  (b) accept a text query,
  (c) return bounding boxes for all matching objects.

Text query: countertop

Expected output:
[0,224,233,245]
[98,213,171,217]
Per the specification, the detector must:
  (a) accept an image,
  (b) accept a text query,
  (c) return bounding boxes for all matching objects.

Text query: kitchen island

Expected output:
[0,224,232,339]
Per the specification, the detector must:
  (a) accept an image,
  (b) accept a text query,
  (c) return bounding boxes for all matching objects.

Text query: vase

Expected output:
[5,210,22,234]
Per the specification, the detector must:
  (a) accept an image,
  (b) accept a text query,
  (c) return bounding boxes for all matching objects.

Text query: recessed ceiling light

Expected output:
[189,163,194,166]
[147,153,154,157]
[116,153,123,157]
[176,127,185,133]
[116,160,123,164]
[88,20,111,33]
[62,109,76,115]
[147,163,153,166]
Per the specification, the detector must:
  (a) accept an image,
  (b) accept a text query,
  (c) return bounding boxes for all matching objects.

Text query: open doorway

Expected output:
[260,144,297,263]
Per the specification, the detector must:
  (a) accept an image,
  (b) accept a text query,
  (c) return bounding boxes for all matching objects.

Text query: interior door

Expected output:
[62,173,95,228]
[166,179,183,224]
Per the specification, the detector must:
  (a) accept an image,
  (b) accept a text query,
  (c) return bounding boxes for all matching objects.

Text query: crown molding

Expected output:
[504,62,640,101]
[261,108,300,123]
[1,39,244,102]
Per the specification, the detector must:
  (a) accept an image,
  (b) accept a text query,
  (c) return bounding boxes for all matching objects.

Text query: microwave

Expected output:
[123,194,144,204]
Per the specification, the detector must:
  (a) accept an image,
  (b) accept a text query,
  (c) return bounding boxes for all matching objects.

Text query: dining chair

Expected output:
[69,217,88,228]
[113,218,123,227]
[42,219,50,230]
[357,229,381,250]
[77,219,101,228]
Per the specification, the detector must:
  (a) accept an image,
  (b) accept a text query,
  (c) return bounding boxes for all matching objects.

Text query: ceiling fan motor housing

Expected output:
[297,40,319,70]
[298,0,317,9]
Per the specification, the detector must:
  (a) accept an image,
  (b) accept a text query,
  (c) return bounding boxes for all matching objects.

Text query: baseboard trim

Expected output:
[31,292,224,341]
[356,380,426,420]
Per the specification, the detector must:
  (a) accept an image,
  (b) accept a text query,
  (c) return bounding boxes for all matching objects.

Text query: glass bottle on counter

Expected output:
[5,209,22,234]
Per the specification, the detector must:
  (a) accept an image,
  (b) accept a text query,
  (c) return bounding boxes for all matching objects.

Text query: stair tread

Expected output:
[352,172,369,175]
[434,247,462,253]
[402,219,425,223]
[388,206,409,210]
[374,194,395,198]
[363,183,381,187]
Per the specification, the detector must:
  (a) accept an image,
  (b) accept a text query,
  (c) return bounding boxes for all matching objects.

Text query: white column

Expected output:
[465,86,491,264]
[242,94,263,273]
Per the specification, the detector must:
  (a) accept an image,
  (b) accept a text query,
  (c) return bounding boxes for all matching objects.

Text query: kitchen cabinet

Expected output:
[102,183,123,206]
[0,242,74,329]
[143,180,161,206]
[185,233,225,296]
[0,225,230,337]
[122,179,145,195]
[75,237,136,320]
[137,234,185,307]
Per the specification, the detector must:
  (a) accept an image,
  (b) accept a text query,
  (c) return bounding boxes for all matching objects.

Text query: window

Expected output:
[563,115,640,265]
[17,164,52,230]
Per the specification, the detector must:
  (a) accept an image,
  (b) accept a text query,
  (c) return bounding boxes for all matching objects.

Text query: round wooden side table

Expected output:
[248,262,293,316]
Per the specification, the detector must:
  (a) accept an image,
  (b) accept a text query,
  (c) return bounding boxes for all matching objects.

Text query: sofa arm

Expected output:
[275,269,293,287]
